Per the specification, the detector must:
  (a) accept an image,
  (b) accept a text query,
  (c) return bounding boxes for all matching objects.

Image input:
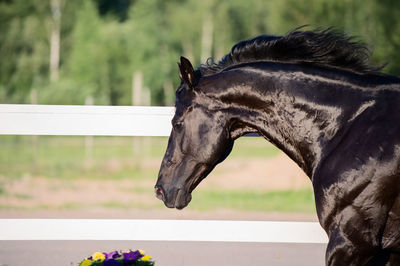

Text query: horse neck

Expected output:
[199,65,368,177]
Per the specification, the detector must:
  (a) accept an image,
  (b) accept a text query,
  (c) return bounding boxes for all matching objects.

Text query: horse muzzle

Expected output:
[154,185,192,209]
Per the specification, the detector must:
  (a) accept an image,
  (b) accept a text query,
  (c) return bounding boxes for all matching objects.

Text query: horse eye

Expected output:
[166,160,173,167]
[174,121,184,129]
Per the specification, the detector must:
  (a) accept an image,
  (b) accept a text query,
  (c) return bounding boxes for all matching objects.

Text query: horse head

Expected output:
[155,56,234,209]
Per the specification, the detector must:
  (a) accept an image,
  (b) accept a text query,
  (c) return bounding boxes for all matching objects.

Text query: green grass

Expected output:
[191,189,316,213]
[99,201,161,210]
[0,135,316,213]
[229,137,280,158]
[0,136,165,180]
[0,135,279,180]
[12,193,32,199]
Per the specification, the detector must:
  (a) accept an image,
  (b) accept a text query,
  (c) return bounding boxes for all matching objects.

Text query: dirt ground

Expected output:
[0,152,317,221]
[203,152,311,191]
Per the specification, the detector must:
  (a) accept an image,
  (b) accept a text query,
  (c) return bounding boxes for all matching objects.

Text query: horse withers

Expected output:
[155,29,400,265]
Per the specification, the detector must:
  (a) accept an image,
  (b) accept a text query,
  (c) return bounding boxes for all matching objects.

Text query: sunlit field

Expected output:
[0,136,315,214]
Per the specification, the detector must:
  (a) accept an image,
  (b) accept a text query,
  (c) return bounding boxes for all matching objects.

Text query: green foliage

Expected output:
[191,189,316,213]
[1,0,400,105]
[0,0,50,103]
[0,136,278,180]
[264,0,400,75]
[0,136,166,180]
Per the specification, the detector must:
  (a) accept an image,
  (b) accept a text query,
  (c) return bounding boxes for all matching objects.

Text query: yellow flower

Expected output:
[139,249,145,255]
[79,259,92,266]
[141,255,151,261]
[92,252,106,261]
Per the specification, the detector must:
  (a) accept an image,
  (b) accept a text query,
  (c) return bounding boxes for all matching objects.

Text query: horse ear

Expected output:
[178,56,196,88]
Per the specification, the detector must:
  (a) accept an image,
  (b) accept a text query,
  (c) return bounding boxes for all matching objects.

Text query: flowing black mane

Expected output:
[199,28,382,76]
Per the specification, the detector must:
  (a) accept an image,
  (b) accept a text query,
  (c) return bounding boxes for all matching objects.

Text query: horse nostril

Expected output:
[155,186,164,201]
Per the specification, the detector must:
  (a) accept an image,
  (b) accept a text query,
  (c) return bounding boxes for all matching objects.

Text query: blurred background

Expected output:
[0,0,399,220]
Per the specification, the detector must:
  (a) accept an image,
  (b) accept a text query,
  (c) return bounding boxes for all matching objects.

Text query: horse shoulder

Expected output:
[382,193,400,252]
[312,100,400,233]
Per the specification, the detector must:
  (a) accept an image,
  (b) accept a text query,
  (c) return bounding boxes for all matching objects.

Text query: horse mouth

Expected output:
[155,164,208,209]
[155,185,192,209]
[164,189,192,209]
[172,164,208,209]
[174,189,192,210]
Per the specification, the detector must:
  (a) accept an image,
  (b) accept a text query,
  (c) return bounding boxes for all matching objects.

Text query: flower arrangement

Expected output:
[79,249,154,266]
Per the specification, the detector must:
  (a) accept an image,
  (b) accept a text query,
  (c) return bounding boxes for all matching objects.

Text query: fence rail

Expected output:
[0,219,328,243]
[0,104,327,244]
[0,104,174,136]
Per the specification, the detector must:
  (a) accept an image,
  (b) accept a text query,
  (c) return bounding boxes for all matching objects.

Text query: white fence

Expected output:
[0,219,327,243]
[0,104,328,244]
[0,104,174,136]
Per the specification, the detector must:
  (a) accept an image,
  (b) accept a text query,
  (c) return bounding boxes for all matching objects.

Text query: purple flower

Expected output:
[103,259,122,266]
[123,250,143,261]
[104,251,120,259]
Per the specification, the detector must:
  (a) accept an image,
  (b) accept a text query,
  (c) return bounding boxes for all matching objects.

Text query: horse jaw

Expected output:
[156,163,210,210]
[173,189,192,210]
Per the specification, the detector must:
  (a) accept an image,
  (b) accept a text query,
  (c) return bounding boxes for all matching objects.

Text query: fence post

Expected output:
[30,89,39,166]
[132,72,143,161]
[85,96,94,166]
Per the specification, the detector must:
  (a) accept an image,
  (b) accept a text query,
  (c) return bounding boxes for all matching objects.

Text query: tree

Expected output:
[264,0,400,75]
[1,0,400,106]
[0,0,50,103]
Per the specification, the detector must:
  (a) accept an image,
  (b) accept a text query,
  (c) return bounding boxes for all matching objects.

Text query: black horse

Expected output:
[155,28,400,265]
